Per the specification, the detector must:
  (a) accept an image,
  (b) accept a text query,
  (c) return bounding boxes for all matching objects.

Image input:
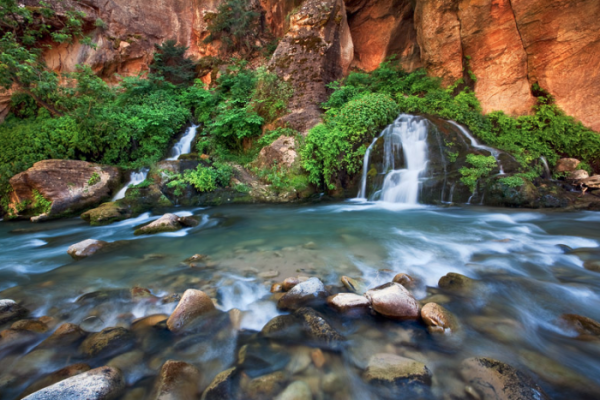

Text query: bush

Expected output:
[203,0,262,56]
[150,40,197,86]
[459,154,497,192]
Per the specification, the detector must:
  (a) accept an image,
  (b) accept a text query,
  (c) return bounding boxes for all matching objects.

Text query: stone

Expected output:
[0,299,28,325]
[106,350,145,376]
[131,314,168,333]
[311,348,326,369]
[282,276,309,292]
[363,353,432,389]
[581,175,600,190]
[246,371,287,400]
[166,289,216,333]
[295,308,345,350]
[256,136,298,170]
[584,260,600,272]
[79,327,135,358]
[460,357,547,400]
[261,314,303,340]
[178,216,199,227]
[19,363,92,399]
[134,213,182,235]
[76,289,131,305]
[365,283,420,320]
[259,270,280,279]
[275,380,313,400]
[152,360,201,400]
[38,323,86,349]
[438,272,477,292]
[271,283,284,293]
[22,366,124,400]
[326,293,370,315]
[340,276,367,294]
[8,160,120,218]
[201,367,237,400]
[81,202,132,226]
[11,318,49,333]
[420,303,460,334]
[0,328,38,347]
[392,273,416,288]
[568,170,589,181]
[67,239,109,259]
[277,278,328,311]
[557,314,600,339]
[555,158,581,173]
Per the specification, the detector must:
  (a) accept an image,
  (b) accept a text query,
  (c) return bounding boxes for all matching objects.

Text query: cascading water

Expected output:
[112,168,149,201]
[167,124,198,161]
[358,114,429,204]
[448,120,504,174]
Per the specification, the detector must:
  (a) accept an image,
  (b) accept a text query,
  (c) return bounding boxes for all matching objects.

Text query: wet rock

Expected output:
[238,343,291,378]
[557,314,600,339]
[107,350,145,380]
[271,283,284,293]
[340,276,367,294]
[0,328,38,347]
[468,316,524,344]
[19,363,91,398]
[311,348,326,369]
[568,169,589,181]
[392,273,416,288]
[228,309,242,330]
[438,273,477,293]
[38,323,87,349]
[184,254,207,263]
[321,372,344,394]
[246,371,287,400]
[11,318,49,333]
[584,260,600,272]
[79,327,135,358]
[282,276,309,292]
[67,239,108,259]
[0,299,28,325]
[295,308,345,350]
[365,283,420,320]
[555,158,580,173]
[178,216,199,227]
[421,303,460,334]
[76,289,131,305]
[277,278,328,311]
[134,214,182,235]
[581,175,600,190]
[363,353,432,394]
[160,293,181,305]
[262,315,303,340]
[166,289,216,333]
[22,366,124,400]
[259,270,280,279]
[152,360,201,400]
[326,293,370,315]
[286,348,312,374]
[460,357,547,400]
[81,202,132,226]
[275,380,313,400]
[201,367,237,400]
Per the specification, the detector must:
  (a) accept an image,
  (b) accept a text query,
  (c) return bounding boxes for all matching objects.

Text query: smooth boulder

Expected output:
[22,366,124,400]
[166,289,216,333]
[277,278,328,311]
[79,327,134,358]
[340,276,367,294]
[363,353,432,393]
[275,380,313,400]
[152,360,202,400]
[134,214,182,235]
[327,293,370,315]
[67,239,108,259]
[365,282,420,320]
[81,202,132,226]
[19,363,91,398]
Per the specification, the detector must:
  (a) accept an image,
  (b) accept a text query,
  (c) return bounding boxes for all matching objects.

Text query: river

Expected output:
[1,202,599,399]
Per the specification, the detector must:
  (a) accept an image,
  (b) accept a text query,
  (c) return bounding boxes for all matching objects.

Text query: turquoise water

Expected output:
[1,202,599,399]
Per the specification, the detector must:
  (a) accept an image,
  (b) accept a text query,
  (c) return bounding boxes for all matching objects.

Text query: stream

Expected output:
[1,203,600,399]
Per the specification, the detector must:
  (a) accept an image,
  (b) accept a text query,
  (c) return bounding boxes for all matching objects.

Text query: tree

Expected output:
[150,40,197,86]
[0,0,92,116]
[204,0,262,56]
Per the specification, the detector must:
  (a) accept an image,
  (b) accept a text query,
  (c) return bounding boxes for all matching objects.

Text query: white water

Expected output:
[449,120,505,174]
[540,156,551,179]
[358,115,429,204]
[112,168,149,201]
[167,124,198,161]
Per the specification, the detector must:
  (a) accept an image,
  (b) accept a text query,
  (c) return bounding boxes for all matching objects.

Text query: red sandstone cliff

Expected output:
[3,0,599,132]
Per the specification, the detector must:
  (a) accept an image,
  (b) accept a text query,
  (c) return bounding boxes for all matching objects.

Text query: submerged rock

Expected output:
[363,353,432,395]
[365,282,420,320]
[392,273,416,289]
[261,314,303,340]
[557,314,600,339]
[421,303,460,334]
[22,366,124,400]
[340,276,367,294]
[0,299,28,325]
[67,239,108,259]
[295,307,345,350]
[152,360,202,400]
[327,293,370,315]
[135,213,182,235]
[201,367,237,400]
[166,289,216,333]
[460,357,547,400]
[79,327,135,358]
[19,363,91,398]
[438,272,477,293]
[38,323,87,349]
[81,202,132,226]
[583,260,600,272]
[275,380,313,400]
[11,318,50,333]
[282,276,309,292]
[277,278,328,311]
[245,371,287,400]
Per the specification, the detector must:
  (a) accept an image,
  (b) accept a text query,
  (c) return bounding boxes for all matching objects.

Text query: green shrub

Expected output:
[87,172,101,186]
[203,0,262,56]
[499,176,525,188]
[459,154,497,192]
[150,40,197,86]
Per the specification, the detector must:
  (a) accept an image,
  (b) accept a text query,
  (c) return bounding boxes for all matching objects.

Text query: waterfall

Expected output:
[448,121,504,174]
[112,168,149,201]
[540,156,551,179]
[167,124,199,161]
[358,115,429,204]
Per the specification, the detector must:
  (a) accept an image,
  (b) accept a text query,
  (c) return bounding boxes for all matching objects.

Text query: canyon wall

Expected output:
[4,0,599,132]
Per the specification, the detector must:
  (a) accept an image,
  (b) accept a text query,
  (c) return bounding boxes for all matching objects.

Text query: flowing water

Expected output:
[112,169,149,201]
[167,124,199,161]
[1,203,600,399]
[448,120,505,174]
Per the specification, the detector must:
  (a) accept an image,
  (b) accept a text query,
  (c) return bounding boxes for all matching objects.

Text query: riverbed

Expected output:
[1,202,599,399]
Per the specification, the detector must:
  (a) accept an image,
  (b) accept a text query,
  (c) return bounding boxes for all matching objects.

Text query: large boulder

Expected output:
[22,366,124,400]
[81,202,132,226]
[8,160,120,219]
[134,213,182,235]
[365,282,419,320]
[277,277,329,311]
[166,289,216,333]
[555,158,581,173]
[19,363,91,398]
[67,239,109,259]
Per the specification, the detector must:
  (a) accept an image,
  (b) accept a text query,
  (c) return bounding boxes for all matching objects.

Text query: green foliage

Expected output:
[133,178,154,189]
[88,172,101,186]
[302,93,399,189]
[166,163,233,195]
[150,40,197,86]
[499,176,525,188]
[31,190,52,215]
[204,0,262,56]
[251,67,293,124]
[459,154,497,192]
[255,163,309,192]
[258,127,297,147]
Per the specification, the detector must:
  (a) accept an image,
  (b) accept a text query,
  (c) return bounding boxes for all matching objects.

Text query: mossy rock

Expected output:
[81,202,132,226]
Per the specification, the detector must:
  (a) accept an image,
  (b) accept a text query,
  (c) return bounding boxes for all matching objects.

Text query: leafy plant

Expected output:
[87,172,101,186]
[499,176,525,188]
[150,40,197,86]
[203,0,262,56]
[459,154,497,192]
[31,190,52,215]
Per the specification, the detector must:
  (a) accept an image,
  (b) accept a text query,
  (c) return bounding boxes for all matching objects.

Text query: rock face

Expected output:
[166,289,216,333]
[269,0,353,132]
[8,160,120,218]
[365,282,420,319]
[256,136,298,170]
[67,239,109,259]
[22,366,124,400]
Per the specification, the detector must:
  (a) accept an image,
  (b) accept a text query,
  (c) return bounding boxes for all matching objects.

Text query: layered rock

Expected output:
[8,160,120,219]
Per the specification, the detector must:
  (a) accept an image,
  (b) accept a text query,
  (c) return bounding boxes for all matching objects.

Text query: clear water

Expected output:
[1,203,600,399]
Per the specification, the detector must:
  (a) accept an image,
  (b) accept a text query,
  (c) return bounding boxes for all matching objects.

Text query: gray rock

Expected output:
[19,363,91,398]
[326,293,370,315]
[134,214,182,235]
[365,282,420,320]
[67,239,108,259]
[22,366,124,400]
[201,367,237,400]
[0,299,28,325]
[277,278,328,311]
[275,381,313,400]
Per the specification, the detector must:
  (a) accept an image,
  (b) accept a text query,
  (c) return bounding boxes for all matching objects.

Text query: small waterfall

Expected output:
[112,168,149,201]
[449,121,504,174]
[167,124,199,161]
[358,115,429,204]
[540,156,551,179]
